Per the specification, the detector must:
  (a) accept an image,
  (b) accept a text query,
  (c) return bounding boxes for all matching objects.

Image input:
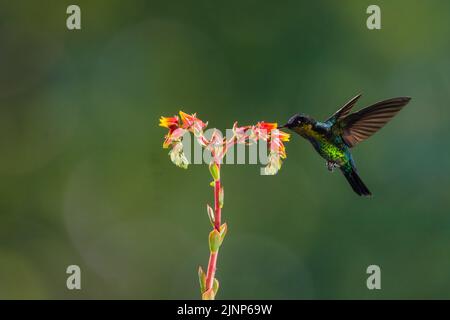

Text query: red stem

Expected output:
[205,166,221,293]
[205,252,218,291]
[213,179,221,231]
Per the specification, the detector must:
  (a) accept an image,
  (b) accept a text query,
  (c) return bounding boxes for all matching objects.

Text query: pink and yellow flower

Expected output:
[232,122,251,144]
[179,111,207,132]
[159,115,179,131]
[258,122,278,132]
[163,127,186,149]
[159,112,290,174]
[275,130,290,142]
[251,122,278,141]
[269,129,290,159]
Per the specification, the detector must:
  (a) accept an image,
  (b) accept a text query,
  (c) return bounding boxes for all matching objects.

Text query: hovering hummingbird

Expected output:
[279,95,411,196]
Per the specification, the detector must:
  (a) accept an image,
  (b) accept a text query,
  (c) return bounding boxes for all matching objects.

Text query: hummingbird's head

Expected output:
[278,113,313,129]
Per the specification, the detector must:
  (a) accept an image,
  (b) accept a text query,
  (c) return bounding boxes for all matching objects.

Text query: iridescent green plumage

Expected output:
[280,94,411,196]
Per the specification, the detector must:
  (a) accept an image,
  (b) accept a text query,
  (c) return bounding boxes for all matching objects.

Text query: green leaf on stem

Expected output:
[207,204,215,227]
[209,229,221,253]
[209,163,220,181]
[219,223,227,243]
[213,278,220,296]
[219,187,224,208]
[198,266,206,294]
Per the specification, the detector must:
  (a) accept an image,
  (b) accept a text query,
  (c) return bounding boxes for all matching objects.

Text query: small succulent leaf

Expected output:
[209,229,221,253]
[209,163,220,181]
[213,278,220,295]
[207,204,215,227]
[219,187,224,208]
[198,266,206,294]
[219,223,227,244]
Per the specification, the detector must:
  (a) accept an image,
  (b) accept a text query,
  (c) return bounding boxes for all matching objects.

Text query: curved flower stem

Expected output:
[205,169,221,294]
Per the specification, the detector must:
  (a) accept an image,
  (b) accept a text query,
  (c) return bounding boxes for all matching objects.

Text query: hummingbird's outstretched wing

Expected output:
[325,94,362,125]
[338,97,411,147]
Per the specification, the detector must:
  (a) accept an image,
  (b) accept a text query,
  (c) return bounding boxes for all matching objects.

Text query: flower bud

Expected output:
[169,142,189,169]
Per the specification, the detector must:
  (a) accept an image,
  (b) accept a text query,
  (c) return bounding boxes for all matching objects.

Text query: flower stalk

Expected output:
[159,111,289,299]
[213,178,221,231]
[204,172,223,298]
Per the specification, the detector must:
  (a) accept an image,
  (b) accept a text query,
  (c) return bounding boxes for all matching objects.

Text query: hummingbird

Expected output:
[279,94,411,196]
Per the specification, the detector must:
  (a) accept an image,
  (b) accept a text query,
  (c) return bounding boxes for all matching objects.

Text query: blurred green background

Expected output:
[1,0,450,299]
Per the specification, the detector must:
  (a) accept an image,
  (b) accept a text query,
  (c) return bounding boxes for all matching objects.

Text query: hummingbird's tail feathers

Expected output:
[341,167,372,196]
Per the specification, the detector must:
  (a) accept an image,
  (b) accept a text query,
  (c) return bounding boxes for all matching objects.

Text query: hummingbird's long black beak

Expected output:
[277,124,287,129]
